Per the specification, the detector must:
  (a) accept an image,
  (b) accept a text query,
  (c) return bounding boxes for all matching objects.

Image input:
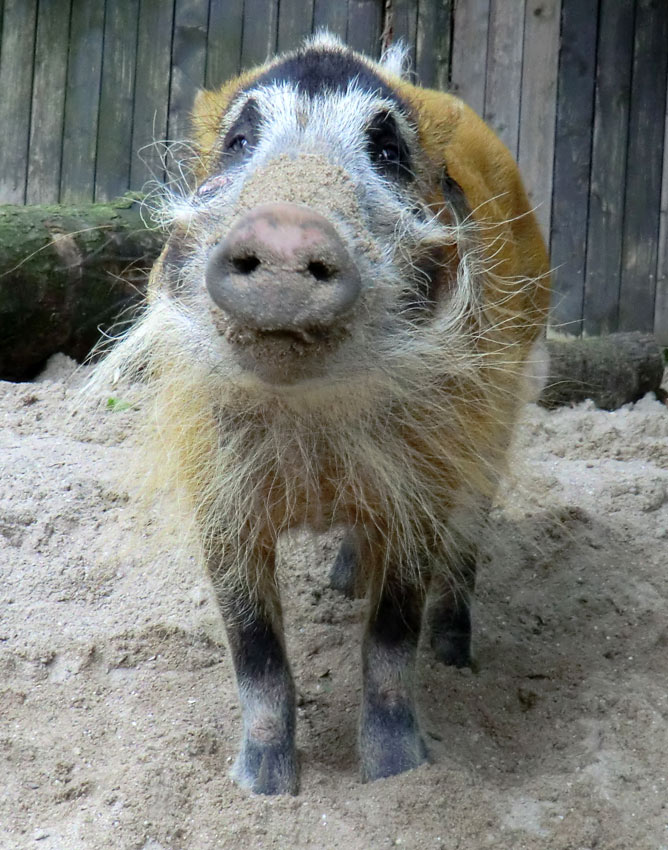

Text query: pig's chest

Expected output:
[253,441,356,533]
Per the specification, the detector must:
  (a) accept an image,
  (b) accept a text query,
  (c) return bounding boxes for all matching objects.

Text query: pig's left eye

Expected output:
[379,143,401,163]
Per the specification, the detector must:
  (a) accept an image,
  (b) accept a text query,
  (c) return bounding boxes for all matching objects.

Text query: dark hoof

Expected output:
[328,536,358,598]
[360,735,429,782]
[431,629,472,669]
[231,740,299,795]
[360,703,429,782]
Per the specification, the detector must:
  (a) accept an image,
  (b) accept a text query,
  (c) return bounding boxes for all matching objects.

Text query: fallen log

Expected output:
[541,333,665,410]
[0,197,163,380]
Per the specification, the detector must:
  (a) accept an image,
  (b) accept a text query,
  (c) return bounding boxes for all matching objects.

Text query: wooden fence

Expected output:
[0,0,667,342]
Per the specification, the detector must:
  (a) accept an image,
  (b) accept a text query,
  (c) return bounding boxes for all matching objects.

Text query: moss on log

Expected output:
[0,196,163,380]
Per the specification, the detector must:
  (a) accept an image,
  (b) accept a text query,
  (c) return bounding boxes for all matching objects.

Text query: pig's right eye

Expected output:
[221,98,260,165]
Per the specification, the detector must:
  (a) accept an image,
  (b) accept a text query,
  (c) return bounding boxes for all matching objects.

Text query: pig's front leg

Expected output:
[212,557,298,795]
[360,574,429,781]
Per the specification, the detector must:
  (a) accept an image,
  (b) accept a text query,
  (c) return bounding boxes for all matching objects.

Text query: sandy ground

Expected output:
[1,353,668,850]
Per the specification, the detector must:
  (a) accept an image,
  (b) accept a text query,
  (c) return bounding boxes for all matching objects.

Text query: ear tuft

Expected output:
[305,28,347,52]
[380,40,411,79]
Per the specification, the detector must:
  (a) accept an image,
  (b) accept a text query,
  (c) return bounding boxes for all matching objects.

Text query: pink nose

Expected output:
[205,202,361,333]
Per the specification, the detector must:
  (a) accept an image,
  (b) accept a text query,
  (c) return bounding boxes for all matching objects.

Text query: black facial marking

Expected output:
[441,168,471,223]
[221,98,261,165]
[366,110,412,181]
[391,167,472,319]
[244,48,410,110]
[400,176,466,319]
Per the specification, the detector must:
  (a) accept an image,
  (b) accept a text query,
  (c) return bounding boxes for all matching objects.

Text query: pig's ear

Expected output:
[380,41,411,80]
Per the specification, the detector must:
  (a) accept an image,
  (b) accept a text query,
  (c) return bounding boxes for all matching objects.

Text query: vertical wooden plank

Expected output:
[313,0,348,40]
[484,0,525,158]
[130,0,175,191]
[168,0,209,146]
[548,0,598,337]
[517,0,561,244]
[206,0,243,88]
[415,0,452,91]
[95,0,140,201]
[26,0,72,204]
[347,0,383,59]
[60,0,105,203]
[0,0,37,203]
[240,0,279,69]
[653,88,668,344]
[277,0,315,53]
[619,0,668,332]
[583,0,634,336]
[0,0,6,97]
[389,0,418,75]
[450,0,489,116]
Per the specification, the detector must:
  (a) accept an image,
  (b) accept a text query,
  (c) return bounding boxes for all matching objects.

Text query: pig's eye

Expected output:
[221,98,260,165]
[379,144,401,163]
[366,111,412,181]
[227,135,249,154]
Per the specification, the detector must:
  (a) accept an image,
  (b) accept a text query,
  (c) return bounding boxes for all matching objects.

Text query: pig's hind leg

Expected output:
[328,530,360,598]
[212,554,298,795]
[426,552,476,669]
[360,571,429,781]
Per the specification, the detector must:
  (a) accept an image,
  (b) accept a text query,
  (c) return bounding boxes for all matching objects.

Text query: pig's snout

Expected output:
[205,202,361,336]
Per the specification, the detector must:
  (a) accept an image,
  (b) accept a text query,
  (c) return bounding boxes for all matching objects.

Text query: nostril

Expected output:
[232,254,260,275]
[307,260,335,281]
